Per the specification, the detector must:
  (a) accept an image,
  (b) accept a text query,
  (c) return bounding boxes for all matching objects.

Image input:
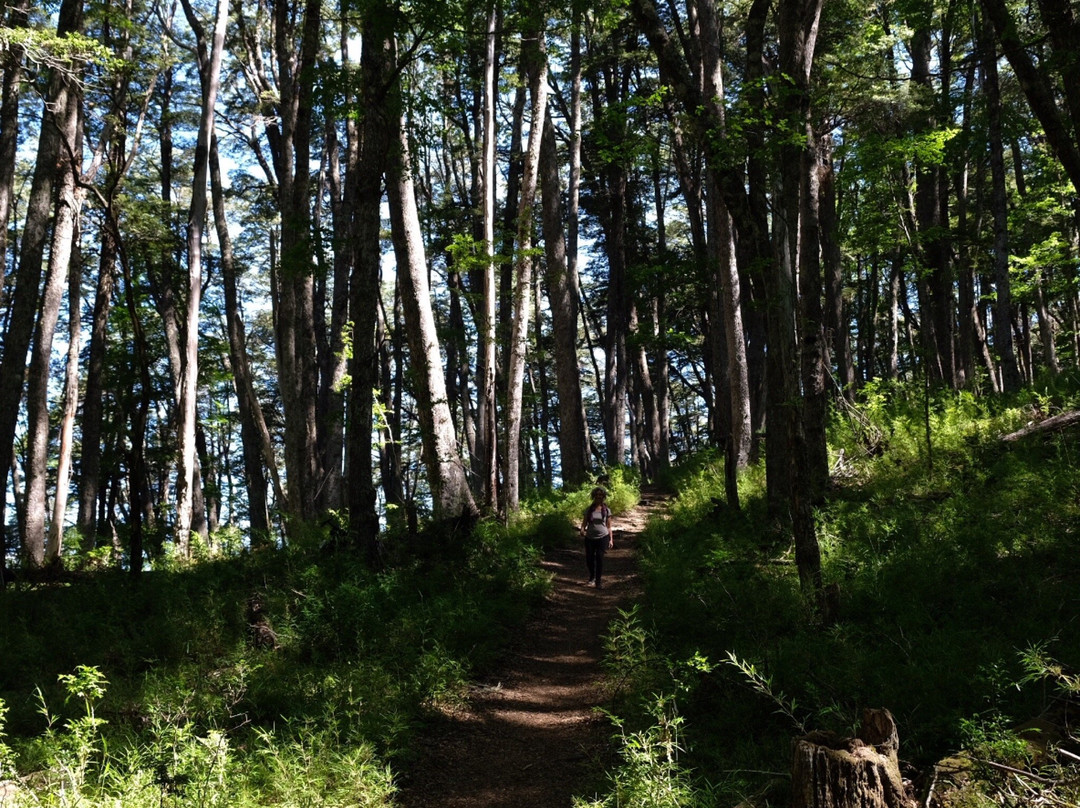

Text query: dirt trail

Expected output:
[395,488,670,808]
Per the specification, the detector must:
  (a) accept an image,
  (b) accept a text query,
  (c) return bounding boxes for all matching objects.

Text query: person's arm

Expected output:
[606,511,614,548]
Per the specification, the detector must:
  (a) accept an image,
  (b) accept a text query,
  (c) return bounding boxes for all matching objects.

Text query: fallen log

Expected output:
[791,708,914,808]
[1001,410,1080,443]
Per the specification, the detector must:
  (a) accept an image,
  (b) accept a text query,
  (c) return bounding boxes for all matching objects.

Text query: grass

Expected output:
[0,469,642,806]
[593,381,1080,807]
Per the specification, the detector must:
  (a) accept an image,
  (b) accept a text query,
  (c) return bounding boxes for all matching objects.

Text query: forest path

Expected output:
[394,486,671,808]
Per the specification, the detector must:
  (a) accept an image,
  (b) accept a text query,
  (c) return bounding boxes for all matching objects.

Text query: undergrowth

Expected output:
[0,471,639,807]
[592,381,1080,807]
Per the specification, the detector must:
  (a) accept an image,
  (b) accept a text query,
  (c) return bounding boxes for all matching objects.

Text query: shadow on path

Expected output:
[394,488,670,808]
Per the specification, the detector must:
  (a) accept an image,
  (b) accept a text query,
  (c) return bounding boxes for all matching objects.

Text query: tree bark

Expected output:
[0,0,29,311]
[475,3,499,511]
[22,91,83,568]
[980,0,1080,194]
[45,241,83,565]
[697,0,751,476]
[251,0,324,526]
[347,7,394,560]
[505,20,547,512]
[174,0,228,557]
[980,12,1021,392]
[387,101,477,520]
[776,0,825,601]
[800,126,830,504]
[791,708,913,808]
[540,114,589,488]
[0,0,84,571]
[210,133,278,544]
[820,133,854,397]
[78,214,117,546]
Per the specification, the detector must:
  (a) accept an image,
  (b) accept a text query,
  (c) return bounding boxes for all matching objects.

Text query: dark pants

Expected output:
[585,537,607,584]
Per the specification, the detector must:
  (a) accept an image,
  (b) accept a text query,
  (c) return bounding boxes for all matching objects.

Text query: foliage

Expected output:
[576,694,694,808]
[588,382,1080,807]
[548,465,642,530]
[0,498,567,806]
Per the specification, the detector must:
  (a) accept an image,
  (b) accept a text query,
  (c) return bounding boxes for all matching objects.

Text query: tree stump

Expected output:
[791,708,913,808]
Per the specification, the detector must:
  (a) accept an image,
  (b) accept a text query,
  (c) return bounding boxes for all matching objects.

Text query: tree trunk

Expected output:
[122,244,153,576]
[377,296,405,529]
[0,0,83,579]
[318,110,350,514]
[791,709,913,808]
[505,21,547,512]
[540,113,589,488]
[776,0,825,601]
[0,0,29,310]
[820,133,854,397]
[175,0,228,557]
[980,0,1080,194]
[910,23,956,388]
[980,12,1021,392]
[387,101,477,520]
[210,134,278,544]
[264,0,323,526]
[46,242,83,565]
[347,8,393,560]
[697,0,751,475]
[1033,278,1059,375]
[475,3,499,511]
[22,86,83,568]
[800,126,830,505]
[78,215,117,546]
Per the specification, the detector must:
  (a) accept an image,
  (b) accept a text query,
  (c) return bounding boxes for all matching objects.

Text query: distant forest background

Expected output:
[0,0,1078,585]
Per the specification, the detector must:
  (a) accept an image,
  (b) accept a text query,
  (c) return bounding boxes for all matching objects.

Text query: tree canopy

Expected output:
[0,0,1078,583]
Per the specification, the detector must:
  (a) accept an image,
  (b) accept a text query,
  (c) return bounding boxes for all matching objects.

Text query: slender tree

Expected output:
[0,0,85,576]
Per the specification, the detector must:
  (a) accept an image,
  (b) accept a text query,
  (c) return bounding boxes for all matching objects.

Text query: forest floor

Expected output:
[394,487,670,808]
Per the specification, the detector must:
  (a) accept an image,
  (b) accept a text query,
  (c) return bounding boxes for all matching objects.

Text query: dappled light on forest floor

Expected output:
[395,490,670,808]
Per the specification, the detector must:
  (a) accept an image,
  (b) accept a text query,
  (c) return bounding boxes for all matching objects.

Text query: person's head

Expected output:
[590,486,607,504]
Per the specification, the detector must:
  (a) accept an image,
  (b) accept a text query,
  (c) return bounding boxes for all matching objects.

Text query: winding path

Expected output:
[395,489,669,808]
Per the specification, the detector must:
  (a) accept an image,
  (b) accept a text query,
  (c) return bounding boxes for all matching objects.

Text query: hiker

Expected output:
[579,487,613,588]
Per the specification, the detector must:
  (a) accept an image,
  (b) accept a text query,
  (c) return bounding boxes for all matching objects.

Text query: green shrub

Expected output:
[590,382,1080,806]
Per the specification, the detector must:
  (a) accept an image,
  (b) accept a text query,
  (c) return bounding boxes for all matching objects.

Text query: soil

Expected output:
[394,488,670,808]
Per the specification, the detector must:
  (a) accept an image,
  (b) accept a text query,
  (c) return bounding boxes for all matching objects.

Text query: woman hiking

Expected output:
[579,487,614,588]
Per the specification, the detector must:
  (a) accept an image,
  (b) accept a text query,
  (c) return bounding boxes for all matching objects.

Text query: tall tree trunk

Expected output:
[776,0,825,603]
[954,55,978,388]
[377,296,405,528]
[539,113,589,488]
[77,0,140,544]
[347,8,393,560]
[174,0,228,557]
[0,0,84,572]
[23,98,83,568]
[910,21,956,388]
[505,20,548,512]
[45,241,83,565]
[210,134,278,544]
[387,100,477,520]
[696,0,752,476]
[78,215,117,546]
[266,0,323,525]
[475,3,499,511]
[980,13,1020,392]
[800,125,830,504]
[318,112,350,514]
[0,0,29,311]
[122,242,152,575]
[820,133,854,397]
